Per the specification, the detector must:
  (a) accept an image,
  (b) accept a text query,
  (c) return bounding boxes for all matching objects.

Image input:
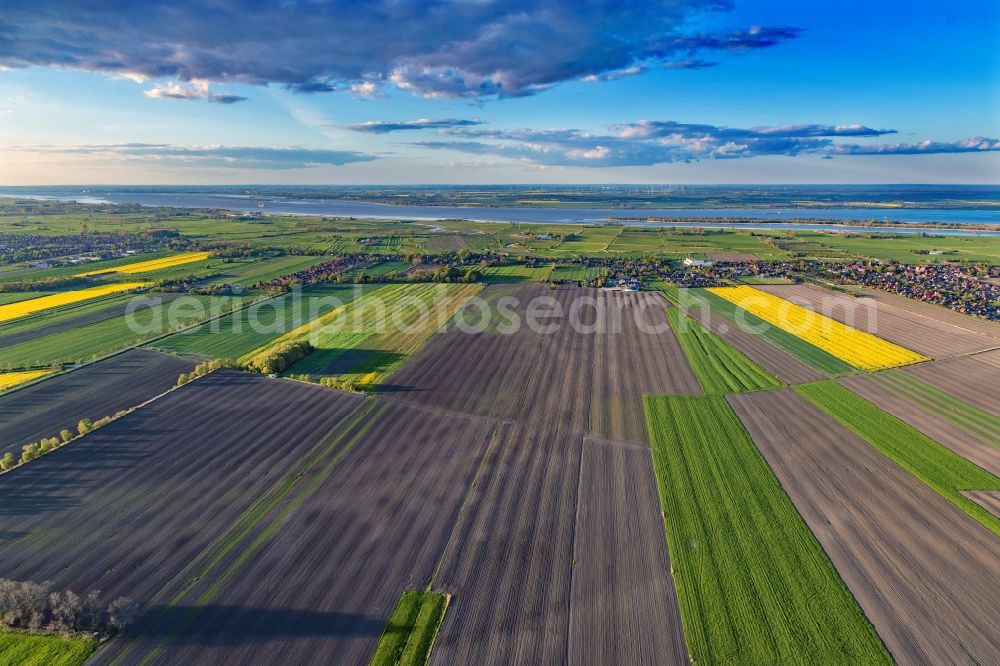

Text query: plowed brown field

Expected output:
[729,389,1000,665]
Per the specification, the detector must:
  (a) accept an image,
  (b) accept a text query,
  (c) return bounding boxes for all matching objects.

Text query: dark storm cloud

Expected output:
[0,1,799,99]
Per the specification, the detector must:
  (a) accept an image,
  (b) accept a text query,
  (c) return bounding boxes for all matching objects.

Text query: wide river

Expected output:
[6,190,1000,236]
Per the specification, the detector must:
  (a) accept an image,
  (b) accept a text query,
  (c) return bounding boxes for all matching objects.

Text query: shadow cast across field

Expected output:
[125,605,387,646]
[292,348,406,377]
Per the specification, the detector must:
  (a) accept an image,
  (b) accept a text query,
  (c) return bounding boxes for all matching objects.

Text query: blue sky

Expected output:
[0,0,997,184]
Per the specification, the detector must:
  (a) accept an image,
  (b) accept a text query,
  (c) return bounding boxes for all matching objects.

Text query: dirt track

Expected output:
[730,389,1000,665]
[0,348,194,457]
[690,306,823,384]
[839,374,1000,476]
[757,283,998,358]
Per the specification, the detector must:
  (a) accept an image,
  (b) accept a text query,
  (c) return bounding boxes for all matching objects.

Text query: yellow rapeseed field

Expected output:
[0,282,149,322]
[707,285,927,370]
[0,369,52,391]
[75,252,211,277]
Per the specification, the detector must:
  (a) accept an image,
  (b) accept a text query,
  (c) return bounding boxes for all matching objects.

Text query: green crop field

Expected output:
[0,252,174,285]
[550,264,605,282]
[284,283,481,387]
[355,260,411,278]
[0,632,96,666]
[0,294,250,368]
[0,292,136,336]
[152,284,377,360]
[201,255,331,287]
[666,307,782,393]
[869,371,1000,447]
[796,381,1000,537]
[481,263,553,282]
[370,591,448,666]
[694,289,854,375]
[643,394,891,664]
[0,291,52,305]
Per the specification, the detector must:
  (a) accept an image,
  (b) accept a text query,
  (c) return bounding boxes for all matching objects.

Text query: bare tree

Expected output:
[107,597,139,632]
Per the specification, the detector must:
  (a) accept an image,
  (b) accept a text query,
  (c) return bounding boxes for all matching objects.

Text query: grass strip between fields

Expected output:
[109,399,381,666]
[370,591,449,666]
[869,371,1000,448]
[0,632,96,666]
[796,381,1000,538]
[665,307,783,394]
[644,394,891,664]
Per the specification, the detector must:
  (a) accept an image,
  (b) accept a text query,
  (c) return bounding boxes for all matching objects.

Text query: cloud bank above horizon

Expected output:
[0,0,996,183]
[0,0,799,100]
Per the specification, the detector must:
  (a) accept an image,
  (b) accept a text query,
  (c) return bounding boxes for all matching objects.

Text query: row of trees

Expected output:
[1,415,124,471]
[246,341,314,374]
[0,579,138,635]
[176,359,223,386]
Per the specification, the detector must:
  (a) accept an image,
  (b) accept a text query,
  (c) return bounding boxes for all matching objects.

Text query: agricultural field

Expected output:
[656,282,852,376]
[730,389,1000,664]
[0,281,148,323]
[0,293,250,368]
[755,283,999,358]
[75,251,211,276]
[690,306,823,384]
[4,197,1000,665]
[795,380,1000,536]
[0,290,50,305]
[0,633,96,666]
[903,350,1000,416]
[590,290,700,442]
[840,374,1000,476]
[152,284,375,360]
[0,292,184,352]
[0,349,193,457]
[549,263,605,281]
[198,254,331,287]
[101,399,494,664]
[0,369,51,391]
[665,307,782,394]
[0,371,368,660]
[707,284,928,369]
[480,262,553,282]
[267,282,481,387]
[643,395,890,665]
[353,259,411,278]
[371,592,449,666]
[432,287,693,664]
